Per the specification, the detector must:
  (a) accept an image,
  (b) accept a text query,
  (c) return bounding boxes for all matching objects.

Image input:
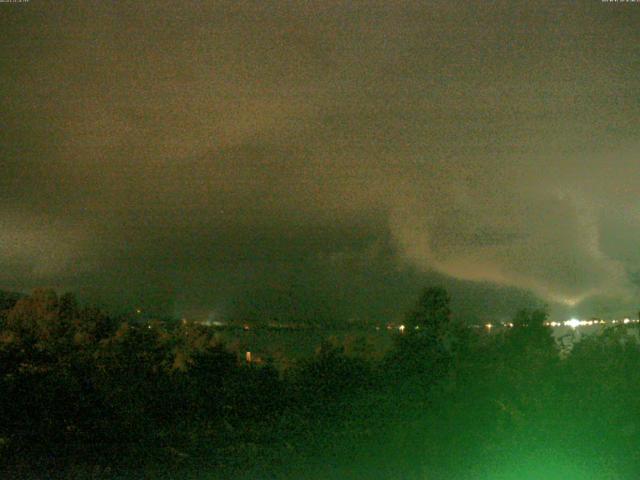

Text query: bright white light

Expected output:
[565,318,581,329]
[399,324,405,333]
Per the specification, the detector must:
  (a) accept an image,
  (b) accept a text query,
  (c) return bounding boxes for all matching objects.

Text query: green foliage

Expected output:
[2,288,640,479]
[507,307,557,358]
[406,286,452,336]
[294,341,373,409]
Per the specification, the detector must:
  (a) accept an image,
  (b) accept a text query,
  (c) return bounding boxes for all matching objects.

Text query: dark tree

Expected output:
[406,286,452,339]
[385,287,456,389]
[509,307,555,351]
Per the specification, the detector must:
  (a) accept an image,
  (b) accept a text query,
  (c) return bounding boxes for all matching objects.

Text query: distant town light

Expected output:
[565,318,581,329]
[399,325,406,333]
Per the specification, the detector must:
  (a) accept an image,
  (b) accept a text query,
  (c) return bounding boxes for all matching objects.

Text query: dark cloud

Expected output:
[1,1,639,321]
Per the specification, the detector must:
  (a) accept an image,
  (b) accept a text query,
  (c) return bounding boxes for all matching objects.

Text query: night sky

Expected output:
[2,1,639,323]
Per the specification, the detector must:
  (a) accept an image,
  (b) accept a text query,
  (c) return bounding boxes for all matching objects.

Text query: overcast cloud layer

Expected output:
[2,1,639,322]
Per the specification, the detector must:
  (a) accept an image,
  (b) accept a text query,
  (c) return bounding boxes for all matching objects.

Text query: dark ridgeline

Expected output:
[0,288,638,479]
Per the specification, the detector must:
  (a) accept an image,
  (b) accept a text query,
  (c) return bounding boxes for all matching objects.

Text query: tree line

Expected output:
[1,287,639,479]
